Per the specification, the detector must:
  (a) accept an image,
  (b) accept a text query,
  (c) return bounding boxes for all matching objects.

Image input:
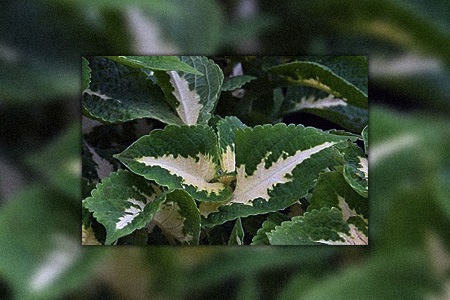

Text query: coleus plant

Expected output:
[82,55,368,245]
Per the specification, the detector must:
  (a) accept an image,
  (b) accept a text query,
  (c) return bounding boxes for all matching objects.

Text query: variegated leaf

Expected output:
[114,125,232,202]
[216,116,246,174]
[267,207,368,245]
[153,189,200,245]
[342,142,368,198]
[155,56,223,125]
[203,124,350,226]
[82,57,182,125]
[269,61,368,109]
[82,170,166,245]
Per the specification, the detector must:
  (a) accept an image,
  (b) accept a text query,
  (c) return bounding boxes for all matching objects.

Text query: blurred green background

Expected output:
[1,0,450,299]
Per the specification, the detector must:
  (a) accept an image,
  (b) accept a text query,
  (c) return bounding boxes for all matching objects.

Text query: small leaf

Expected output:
[216,116,246,173]
[106,56,202,75]
[115,125,232,202]
[83,170,167,245]
[228,218,245,245]
[362,125,368,154]
[251,212,289,245]
[269,61,368,109]
[153,189,201,245]
[221,75,257,91]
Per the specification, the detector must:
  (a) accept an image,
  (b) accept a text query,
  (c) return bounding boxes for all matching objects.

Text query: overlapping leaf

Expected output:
[82,57,181,124]
[342,142,368,198]
[155,56,224,125]
[221,75,256,91]
[83,170,167,245]
[114,125,232,202]
[106,56,202,75]
[216,116,246,173]
[268,61,368,109]
[153,189,200,245]
[267,207,367,245]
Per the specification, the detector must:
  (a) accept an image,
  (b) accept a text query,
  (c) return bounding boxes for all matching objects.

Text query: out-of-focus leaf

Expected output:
[298,250,441,300]
[26,124,81,199]
[153,0,225,53]
[81,57,91,91]
[0,185,103,299]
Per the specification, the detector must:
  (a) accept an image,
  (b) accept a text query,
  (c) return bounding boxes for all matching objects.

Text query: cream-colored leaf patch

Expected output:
[136,153,225,195]
[294,95,347,111]
[116,198,146,230]
[220,144,236,173]
[231,142,336,205]
[358,157,368,180]
[154,201,192,243]
[168,71,202,125]
[316,224,368,245]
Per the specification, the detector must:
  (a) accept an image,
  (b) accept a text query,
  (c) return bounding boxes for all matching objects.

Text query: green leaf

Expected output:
[216,116,246,173]
[299,250,441,300]
[114,125,232,202]
[153,189,201,245]
[251,212,289,245]
[221,75,257,91]
[203,124,349,226]
[106,56,202,75]
[228,218,244,245]
[82,56,182,125]
[342,142,368,198]
[83,170,167,245]
[267,207,367,245]
[308,170,368,220]
[155,56,224,125]
[282,86,368,133]
[0,185,103,299]
[362,125,368,154]
[26,124,81,199]
[269,61,368,109]
[81,57,91,91]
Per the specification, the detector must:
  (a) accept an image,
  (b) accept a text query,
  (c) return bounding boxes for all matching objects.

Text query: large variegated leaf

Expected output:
[202,124,350,226]
[83,170,166,245]
[267,207,368,245]
[82,56,182,125]
[153,189,201,245]
[114,125,232,202]
[221,75,256,91]
[155,56,224,125]
[268,61,368,109]
[106,56,202,75]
